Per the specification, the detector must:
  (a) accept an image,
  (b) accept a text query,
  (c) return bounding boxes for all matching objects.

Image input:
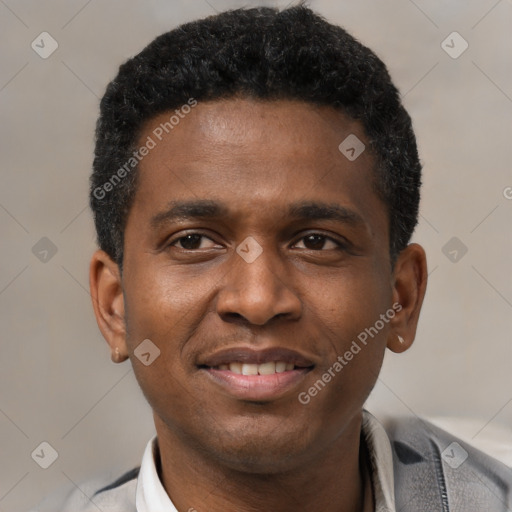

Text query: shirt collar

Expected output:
[136,410,395,512]
[136,437,177,512]
[361,410,396,512]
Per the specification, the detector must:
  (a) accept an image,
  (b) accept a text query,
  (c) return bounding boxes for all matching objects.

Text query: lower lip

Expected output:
[201,368,312,401]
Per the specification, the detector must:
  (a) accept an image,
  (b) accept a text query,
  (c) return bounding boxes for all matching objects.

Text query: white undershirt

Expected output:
[136,410,396,512]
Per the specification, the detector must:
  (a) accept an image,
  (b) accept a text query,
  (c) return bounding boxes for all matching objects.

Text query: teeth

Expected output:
[229,362,243,374]
[258,362,276,375]
[242,363,259,375]
[221,361,295,375]
[275,362,287,373]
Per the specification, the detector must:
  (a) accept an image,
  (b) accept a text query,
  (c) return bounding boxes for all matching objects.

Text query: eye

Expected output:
[170,233,219,250]
[293,234,341,251]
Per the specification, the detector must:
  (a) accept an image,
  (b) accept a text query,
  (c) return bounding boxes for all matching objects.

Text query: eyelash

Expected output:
[169,233,220,250]
[167,232,346,251]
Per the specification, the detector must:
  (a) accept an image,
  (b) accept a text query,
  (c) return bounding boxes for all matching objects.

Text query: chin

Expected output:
[198,419,316,474]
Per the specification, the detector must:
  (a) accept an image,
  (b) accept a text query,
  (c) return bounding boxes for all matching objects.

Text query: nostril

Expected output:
[219,312,248,325]
[219,311,295,327]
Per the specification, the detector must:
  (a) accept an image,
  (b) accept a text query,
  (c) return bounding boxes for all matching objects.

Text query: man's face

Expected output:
[121,98,395,472]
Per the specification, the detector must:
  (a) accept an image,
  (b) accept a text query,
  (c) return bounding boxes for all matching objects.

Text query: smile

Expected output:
[212,361,295,375]
[201,366,313,401]
[198,347,315,401]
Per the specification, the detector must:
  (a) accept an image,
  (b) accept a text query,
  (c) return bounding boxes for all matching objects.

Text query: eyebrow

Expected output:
[150,199,365,229]
[150,200,228,229]
[287,201,364,227]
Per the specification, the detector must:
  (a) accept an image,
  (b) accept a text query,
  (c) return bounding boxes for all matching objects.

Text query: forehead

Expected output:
[140,98,367,168]
[127,98,387,244]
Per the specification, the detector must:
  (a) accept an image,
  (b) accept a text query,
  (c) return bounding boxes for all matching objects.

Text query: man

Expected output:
[42,5,511,511]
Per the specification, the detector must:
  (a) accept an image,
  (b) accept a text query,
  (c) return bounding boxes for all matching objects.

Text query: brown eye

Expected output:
[172,234,217,250]
[294,234,339,250]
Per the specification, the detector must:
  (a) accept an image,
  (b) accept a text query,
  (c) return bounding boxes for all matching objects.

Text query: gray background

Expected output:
[1,0,511,510]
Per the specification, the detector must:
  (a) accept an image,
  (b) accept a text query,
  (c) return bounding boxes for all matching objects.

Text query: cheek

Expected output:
[122,278,201,428]
[308,261,392,340]
[300,307,387,431]
[121,265,211,408]
[123,261,216,346]
[131,355,206,440]
[302,265,391,399]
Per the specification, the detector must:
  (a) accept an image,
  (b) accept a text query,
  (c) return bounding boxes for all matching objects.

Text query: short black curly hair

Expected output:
[90,5,421,268]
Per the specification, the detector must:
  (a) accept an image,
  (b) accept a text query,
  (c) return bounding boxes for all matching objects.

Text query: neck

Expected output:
[153,412,373,512]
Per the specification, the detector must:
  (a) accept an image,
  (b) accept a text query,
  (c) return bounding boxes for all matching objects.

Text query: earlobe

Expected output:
[112,346,126,363]
[89,250,130,363]
[387,333,411,353]
[386,243,428,354]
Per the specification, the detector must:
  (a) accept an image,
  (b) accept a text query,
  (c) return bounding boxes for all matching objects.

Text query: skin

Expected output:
[90,98,427,512]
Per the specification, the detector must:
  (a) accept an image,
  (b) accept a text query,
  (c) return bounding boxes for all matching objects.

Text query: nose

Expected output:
[216,246,302,326]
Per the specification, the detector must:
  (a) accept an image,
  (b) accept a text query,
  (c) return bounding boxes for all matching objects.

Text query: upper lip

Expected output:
[198,346,316,368]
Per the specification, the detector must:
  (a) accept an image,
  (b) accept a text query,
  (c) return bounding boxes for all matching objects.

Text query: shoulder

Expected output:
[30,467,140,512]
[385,416,512,511]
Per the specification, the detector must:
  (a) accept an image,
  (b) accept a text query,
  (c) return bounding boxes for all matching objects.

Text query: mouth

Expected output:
[204,361,303,374]
[197,347,315,401]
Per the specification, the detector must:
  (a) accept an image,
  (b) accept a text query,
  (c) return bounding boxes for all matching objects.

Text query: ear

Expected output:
[386,243,428,354]
[89,250,129,363]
